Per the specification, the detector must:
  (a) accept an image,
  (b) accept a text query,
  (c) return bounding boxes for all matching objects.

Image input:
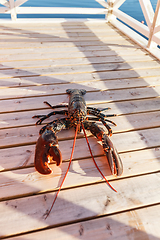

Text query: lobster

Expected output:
[33,89,123,218]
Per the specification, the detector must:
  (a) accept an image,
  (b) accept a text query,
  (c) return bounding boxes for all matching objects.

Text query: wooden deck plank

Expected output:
[1,61,160,76]
[0,86,160,113]
[0,39,137,49]
[0,28,118,34]
[1,68,160,86]
[0,44,142,57]
[1,100,160,129]
[0,38,137,49]
[0,147,159,200]
[0,73,160,88]
[0,48,147,62]
[0,137,160,172]
[0,45,144,54]
[0,21,118,29]
[8,204,160,240]
[0,36,131,44]
[1,75,160,100]
[0,173,159,238]
[0,31,129,39]
[0,20,160,239]
[0,55,155,70]
[2,59,160,71]
[1,123,160,153]
[1,106,160,148]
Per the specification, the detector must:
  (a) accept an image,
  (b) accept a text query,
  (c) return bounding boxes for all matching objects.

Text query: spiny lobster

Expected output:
[33,89,123,218]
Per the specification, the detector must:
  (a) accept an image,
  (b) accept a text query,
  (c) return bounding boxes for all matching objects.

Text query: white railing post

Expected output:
[147,0,160,48]
[95,0,109,20]
[106,0,115,21]
[106,0,126,21]
[139,0,154,29]
[9,0,17,20]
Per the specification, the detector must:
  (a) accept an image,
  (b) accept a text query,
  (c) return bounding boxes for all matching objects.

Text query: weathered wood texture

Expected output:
[0,21,160,239]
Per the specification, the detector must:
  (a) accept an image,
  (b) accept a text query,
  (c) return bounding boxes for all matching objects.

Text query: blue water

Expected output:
[0,0,158,21]
[119,0,157,24]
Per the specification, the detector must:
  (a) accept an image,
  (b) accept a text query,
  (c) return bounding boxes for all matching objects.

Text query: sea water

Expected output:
[0,0,158,23]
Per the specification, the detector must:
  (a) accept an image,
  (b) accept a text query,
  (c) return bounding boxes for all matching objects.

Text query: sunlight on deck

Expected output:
[0,19,160,239]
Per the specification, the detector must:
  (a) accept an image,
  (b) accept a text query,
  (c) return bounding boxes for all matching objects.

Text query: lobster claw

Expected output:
[34,127,62,175]
[102,134,123,176]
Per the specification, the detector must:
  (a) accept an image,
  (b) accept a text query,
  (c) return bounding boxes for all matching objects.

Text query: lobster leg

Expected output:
[87,106,111,111]
[83,121,123,176]
[87,107,117,136]
[87,108,117,126]
[86,117,113,136]
[33,110,68,125]
[44,101,68,109]
[86,112,116,136]
[35,118,72,175]
[87,107,116,117]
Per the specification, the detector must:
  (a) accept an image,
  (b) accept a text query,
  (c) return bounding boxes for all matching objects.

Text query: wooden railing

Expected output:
[0,0,107,21]
[106,0,160,59]
[0,0,160,59]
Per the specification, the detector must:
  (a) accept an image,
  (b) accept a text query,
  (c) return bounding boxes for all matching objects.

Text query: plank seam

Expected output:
[0,201,160,239]
[0,84,160,101]
[0,96,160,115]
[0,170,159,202]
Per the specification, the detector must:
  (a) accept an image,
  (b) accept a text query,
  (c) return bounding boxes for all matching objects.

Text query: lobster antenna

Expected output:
[45,124,79,219]
[81,123,117,192]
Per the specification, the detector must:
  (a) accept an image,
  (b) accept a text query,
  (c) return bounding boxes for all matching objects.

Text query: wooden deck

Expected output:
[0,20,160,239]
